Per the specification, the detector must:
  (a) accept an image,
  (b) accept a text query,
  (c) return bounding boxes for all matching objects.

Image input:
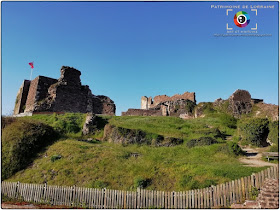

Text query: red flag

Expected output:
[29,62,34,69]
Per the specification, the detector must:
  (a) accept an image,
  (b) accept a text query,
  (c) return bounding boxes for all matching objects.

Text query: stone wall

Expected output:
[228,89,252,117]
[122,108,162,116]
[14,66,116,115]
[153,92,196,106]
[25,77,39,112]
[37,83,91,113]
[13,80,31,115]
[125,94,196,117]
[34,67,90,113]
[25,76,58,113]
[103,124,183,146]
[92,95,116,116]
[257,178,279,208]
[141,91,196,110]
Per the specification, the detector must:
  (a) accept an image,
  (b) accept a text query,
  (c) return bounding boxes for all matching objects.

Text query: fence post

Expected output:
[137,188,140,209]
[42,182,47,203]
[102,188,105,209]
[71,185,76,207]
[103,188,106,209]
[15,181,20,199]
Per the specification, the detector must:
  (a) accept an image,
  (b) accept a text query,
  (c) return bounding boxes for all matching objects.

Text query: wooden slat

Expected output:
[238,178,242,203]
[210,186,213,208]
[231,180,236,204]
[220,184,224,207]
[248,176,252,200]
[189,190,193,209]
[203,188,206,208]
[268,167,272,179]
[274,166,278,179]
[196,189,200,208]
[261,170,265,186]
[264,168,268,180]
[191,190,194,209]
[186,191,189,209]
[246,176,250,199]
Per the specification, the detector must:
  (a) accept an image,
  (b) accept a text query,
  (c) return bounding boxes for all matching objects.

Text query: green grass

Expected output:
[108,113,237,142]
[6,139,265,191]
[2,112,272,192]
[21,113,86,137]
[2,119,58,180]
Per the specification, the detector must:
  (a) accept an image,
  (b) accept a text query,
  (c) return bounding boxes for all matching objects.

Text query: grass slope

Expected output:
[108,113,236,141]
[7,139,264,191]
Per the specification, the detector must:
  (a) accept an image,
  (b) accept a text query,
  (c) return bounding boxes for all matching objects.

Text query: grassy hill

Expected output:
[2,110,272,191]
[6,139,264,191]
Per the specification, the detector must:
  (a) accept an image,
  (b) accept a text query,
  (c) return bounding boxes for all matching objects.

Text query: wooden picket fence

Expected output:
[2,165,278,208]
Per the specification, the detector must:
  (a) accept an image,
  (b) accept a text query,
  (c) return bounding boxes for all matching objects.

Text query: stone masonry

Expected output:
[122,109,162,116]
[228,89,252,117]
[13,80,31,115]
[231,178,279,209]
[257,178,279,209]
[141,91,196,109]
[122,91,196,117]
[14,66,116,115]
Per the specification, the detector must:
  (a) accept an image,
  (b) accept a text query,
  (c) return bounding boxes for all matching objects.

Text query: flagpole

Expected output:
[30,67,33,80]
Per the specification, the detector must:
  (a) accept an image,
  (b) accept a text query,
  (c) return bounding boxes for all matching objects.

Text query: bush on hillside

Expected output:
[134,177,151,189]
[227,142,244,156]
[2,119,58,180]
[202,102,216,114]
[219,114,237,129]
[192,128,223,139]
[30,113,86,135]
[238,118,269,147]
[218,142,244,156]
[1,116,17,130]
[186,137,218,148]
[268,121,279,145]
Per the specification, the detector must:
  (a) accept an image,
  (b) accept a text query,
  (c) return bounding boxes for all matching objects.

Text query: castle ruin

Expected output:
[14,66,116,116]
[122,91,196,117]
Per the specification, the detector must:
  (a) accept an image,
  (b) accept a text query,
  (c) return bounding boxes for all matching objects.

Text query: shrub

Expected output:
[184,100,196,113]
[2,119,58,180]
[268,121,279,145]
[30,113,86,135]
[250,186,259,200]
[219,114,237,129]
[217,142,244,156]
[51,155,62,162]
[227,142,244,156]
[268,121,278,152]
[238,118,269,147]
[134,177,151,189]
[1,116,17,130]
[200,102,216,114]
[186,137,218,148]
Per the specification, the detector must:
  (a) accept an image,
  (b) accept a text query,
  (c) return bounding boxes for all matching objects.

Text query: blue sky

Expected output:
[2,1,279,116]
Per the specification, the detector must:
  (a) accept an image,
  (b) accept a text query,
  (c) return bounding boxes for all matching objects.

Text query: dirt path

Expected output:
[239,146,277,167]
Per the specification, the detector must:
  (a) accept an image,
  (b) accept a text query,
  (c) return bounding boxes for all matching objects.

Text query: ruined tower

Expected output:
[14,66,116,116]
